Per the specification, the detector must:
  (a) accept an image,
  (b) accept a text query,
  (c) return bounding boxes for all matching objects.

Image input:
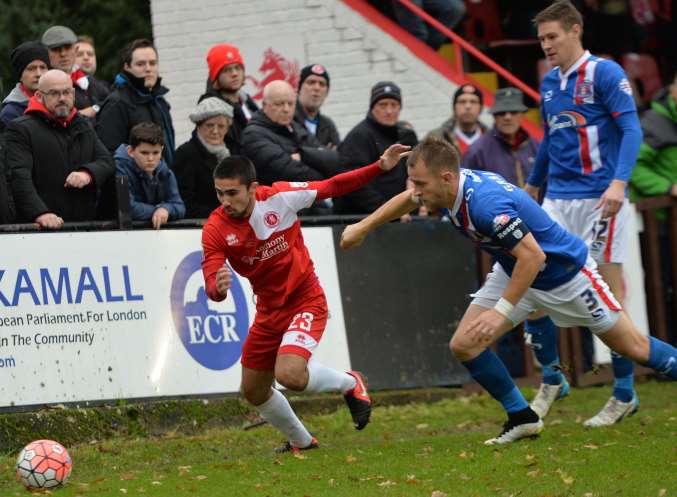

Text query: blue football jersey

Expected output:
[535,51,640,199]
[443,169,588,290]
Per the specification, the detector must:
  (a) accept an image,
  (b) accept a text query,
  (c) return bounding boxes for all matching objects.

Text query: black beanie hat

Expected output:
[298,64,330,90]
[10,41,50,81]
[452,84,483,108]
[370,81,402,109]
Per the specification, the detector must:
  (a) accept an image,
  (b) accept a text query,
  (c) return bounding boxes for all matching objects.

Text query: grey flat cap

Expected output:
[189,97,234,124]
[491,87,528,114]
[42,26,77,48]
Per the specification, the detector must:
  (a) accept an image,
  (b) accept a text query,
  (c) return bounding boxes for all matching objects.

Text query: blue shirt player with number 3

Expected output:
[340,136,677,445]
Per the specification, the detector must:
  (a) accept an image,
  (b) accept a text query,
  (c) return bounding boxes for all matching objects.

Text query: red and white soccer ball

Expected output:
[15,439,72,489]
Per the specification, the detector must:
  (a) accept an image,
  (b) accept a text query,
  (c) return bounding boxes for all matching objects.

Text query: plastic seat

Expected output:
[462,0,503,44]
[621,53,663,104]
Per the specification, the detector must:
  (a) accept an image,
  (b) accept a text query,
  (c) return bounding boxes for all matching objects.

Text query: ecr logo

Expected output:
[170,251,249,371]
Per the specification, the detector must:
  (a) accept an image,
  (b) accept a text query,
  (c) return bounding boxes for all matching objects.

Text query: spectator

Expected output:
[464,87,538,187]
[5,70,114,229]
[200,44,259,155]
[336,81,418,214]
[294,64,341,148]
[0,41,50,132]
[114,122,185,229]
[241,80,340,186]
[75,35,111,92]
[428,84,487,156]
[631,72,677,215]
[393,0,466,50]
[41,25,109,119]
[173,97,233,218]
[0,151,15,224]
[97,39,175,165]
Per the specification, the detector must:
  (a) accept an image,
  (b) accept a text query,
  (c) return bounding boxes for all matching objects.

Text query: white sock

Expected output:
[256,389,312,448]
[305,360,356,393]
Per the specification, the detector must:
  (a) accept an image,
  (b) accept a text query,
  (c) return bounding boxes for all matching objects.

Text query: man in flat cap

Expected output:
[41,25,109,119]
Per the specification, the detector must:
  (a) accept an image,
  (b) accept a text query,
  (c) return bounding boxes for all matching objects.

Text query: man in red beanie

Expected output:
[198,43,259,155]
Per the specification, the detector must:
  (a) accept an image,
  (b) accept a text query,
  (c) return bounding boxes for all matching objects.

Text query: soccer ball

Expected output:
[15,439,72,489]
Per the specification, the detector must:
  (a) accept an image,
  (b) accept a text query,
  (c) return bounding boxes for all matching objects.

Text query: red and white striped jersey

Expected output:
[202,162,383,308]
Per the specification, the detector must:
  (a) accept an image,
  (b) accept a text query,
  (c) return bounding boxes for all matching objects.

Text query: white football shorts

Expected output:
[471,259,622,335]
[542,197,631,265]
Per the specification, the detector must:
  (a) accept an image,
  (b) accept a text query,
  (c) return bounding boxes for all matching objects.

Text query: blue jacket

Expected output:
[114,144,185,221]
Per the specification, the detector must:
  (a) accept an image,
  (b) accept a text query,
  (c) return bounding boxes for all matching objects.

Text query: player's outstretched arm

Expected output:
[314,144,412,200]
[340,189,419,250]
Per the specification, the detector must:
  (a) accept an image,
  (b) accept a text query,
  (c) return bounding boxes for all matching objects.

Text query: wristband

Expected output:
[494,297,514,318]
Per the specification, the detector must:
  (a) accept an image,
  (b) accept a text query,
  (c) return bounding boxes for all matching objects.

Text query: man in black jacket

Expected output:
[41,25,109,119]
[199,43,259,155]
[96,39,175,165]
[336,81,418,214]
[293,64,340,148]
[241,80,340,186]
[5,70,114,229]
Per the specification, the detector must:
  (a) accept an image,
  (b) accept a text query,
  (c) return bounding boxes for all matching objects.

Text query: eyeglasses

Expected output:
[43,88,75,98]
[200,122,229,132]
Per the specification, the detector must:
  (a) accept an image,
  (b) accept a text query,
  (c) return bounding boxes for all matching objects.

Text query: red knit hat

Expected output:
[207,44,244,82]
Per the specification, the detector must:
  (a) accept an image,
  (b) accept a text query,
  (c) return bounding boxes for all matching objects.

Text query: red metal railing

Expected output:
[395,0,541,103]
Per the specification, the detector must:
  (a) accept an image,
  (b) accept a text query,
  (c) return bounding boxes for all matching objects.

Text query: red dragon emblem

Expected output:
[246,48,300,101]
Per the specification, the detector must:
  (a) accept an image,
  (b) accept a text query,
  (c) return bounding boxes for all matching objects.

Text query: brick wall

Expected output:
[150,0,478,145]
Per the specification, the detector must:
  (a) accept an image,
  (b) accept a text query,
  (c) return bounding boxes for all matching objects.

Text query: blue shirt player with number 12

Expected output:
[524,0,643,427]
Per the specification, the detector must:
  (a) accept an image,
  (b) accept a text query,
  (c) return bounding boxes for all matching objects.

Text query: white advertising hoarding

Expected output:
[0,228,350,408]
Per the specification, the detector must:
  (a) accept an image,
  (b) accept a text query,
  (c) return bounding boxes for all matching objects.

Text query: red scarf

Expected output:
[25,95,77,127]
[71,68,89,91]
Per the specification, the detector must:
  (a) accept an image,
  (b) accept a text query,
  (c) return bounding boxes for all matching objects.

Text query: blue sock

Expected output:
[611,352,635,402]
[525,316,564,385]
[463,349,528,413]
[644,336,677,380]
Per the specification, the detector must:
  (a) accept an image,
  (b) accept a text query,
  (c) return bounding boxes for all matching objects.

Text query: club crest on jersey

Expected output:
[263,211,280,228]
[575,80,593,99]
[492,214,510,232]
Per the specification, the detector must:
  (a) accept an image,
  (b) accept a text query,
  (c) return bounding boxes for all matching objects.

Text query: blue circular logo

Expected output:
[170,251,249,370]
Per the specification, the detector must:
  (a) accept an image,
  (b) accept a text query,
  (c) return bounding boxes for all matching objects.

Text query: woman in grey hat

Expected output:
[172,97,234,218]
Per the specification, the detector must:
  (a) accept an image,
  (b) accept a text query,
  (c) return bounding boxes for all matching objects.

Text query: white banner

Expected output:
[0,228,350,408]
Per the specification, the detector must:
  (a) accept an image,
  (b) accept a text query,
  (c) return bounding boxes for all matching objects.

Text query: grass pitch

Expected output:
[0,380,674,497]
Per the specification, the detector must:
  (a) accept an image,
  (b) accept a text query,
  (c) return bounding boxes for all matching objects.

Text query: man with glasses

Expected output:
[4,70,114,229]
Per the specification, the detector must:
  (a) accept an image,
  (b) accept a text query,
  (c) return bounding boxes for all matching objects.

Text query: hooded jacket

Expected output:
[198,85,259,155]
[114,144,185,221]
[97,71,175,164]
[5,96,114,222]
[0,84,30,131]
[172,130,222,218]
[241,110,340,185]
[336,113,418,214]
[630,88,677,219]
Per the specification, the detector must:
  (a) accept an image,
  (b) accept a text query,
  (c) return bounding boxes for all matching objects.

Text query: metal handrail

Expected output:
[394,0,541,103]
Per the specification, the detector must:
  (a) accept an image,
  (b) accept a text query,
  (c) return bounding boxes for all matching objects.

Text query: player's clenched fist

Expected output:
[340,223,368,250]
[215,265,232,297]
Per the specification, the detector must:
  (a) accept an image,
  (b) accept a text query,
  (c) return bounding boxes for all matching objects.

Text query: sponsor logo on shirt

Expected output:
[496,218,523,239]
[256,234,289,261]
[548,111,586,132]
[264,211,280,228]
[289,182,308,188]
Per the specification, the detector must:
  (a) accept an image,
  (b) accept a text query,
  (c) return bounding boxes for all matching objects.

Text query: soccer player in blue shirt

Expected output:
[341,136,677,444]
[524,0,643,426]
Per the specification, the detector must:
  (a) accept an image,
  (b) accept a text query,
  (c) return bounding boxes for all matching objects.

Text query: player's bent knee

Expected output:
[240,384,271,406]
[449,335,475,361]
[274,365,308,391]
